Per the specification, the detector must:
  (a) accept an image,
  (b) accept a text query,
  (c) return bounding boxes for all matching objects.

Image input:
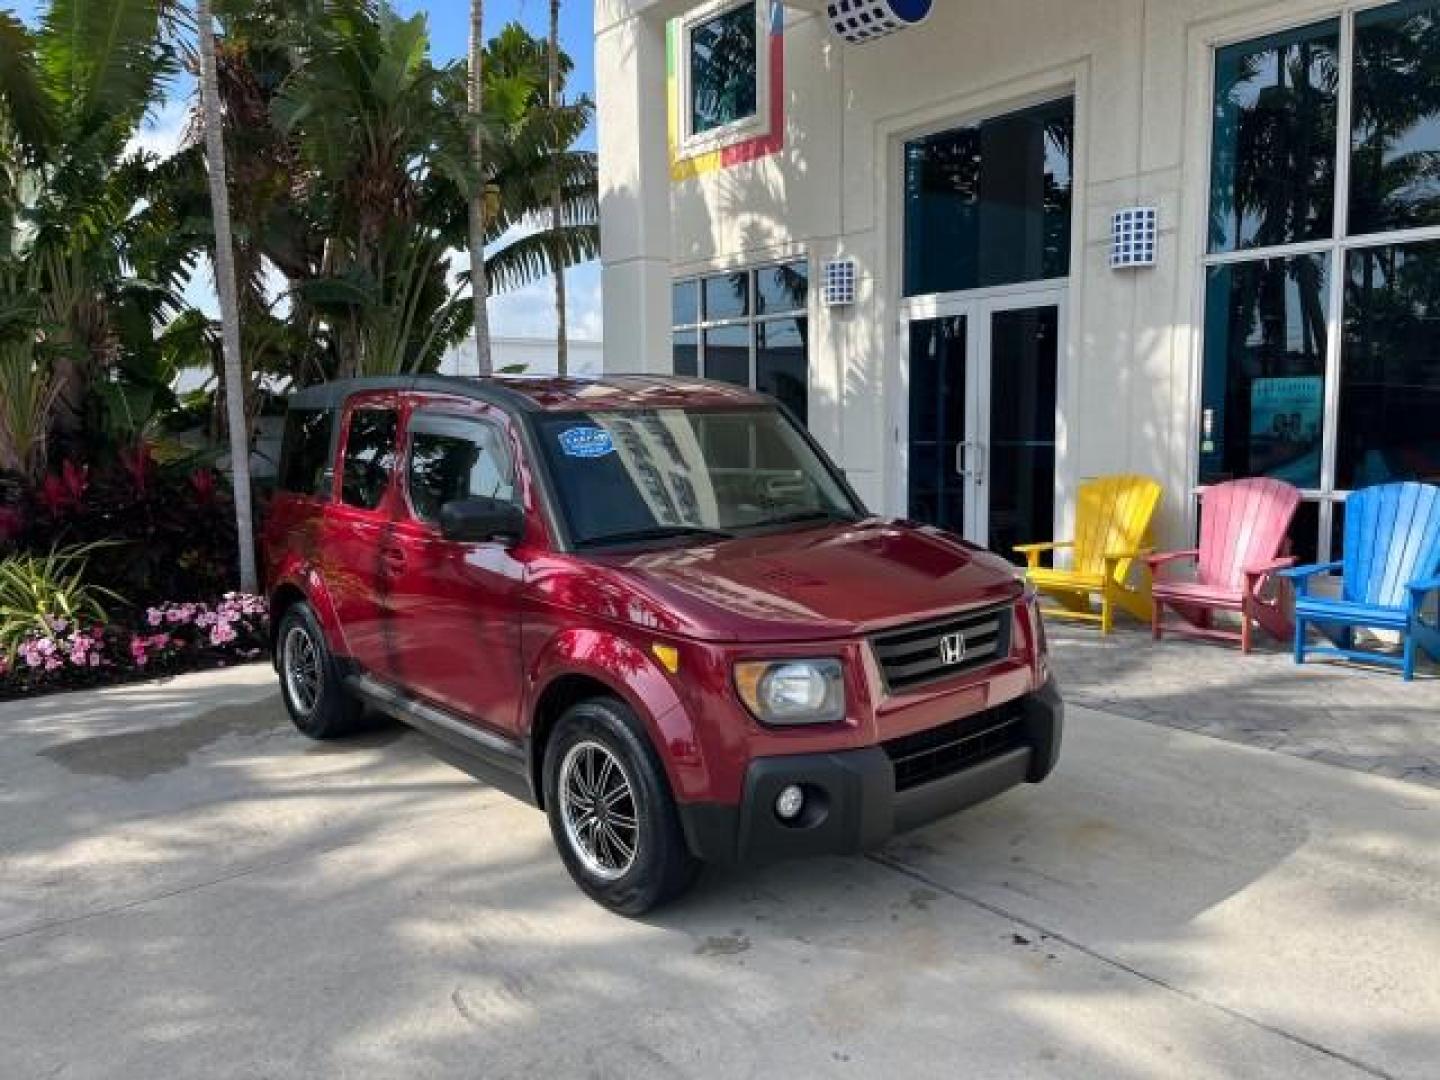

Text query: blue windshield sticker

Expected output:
[558,426,615,458]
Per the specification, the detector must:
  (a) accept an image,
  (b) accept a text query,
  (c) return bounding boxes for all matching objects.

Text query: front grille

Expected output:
[882,703,1027,792]
[870,603,1013,692]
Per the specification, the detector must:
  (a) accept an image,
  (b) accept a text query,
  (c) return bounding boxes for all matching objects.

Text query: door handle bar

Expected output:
[954,441,987,486]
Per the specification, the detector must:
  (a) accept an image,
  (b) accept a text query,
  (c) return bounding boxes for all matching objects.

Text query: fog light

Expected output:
[775,784,805,821]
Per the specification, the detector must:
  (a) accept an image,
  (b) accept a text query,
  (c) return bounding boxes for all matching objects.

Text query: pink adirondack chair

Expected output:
[1146,478,1302,652]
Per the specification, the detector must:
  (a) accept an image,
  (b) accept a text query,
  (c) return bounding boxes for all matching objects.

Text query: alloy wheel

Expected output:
[559,739,640,881]
[282,624,322,717]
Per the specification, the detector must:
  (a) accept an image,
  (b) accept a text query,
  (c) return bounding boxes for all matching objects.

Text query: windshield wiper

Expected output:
[751,509,862,529]
[576,524,735,549]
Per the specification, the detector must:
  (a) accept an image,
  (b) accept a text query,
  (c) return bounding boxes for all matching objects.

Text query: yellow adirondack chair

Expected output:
[1015,474,1162,633]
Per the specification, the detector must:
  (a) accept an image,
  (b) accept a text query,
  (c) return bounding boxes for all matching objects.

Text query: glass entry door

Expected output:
[902,293,1062,557]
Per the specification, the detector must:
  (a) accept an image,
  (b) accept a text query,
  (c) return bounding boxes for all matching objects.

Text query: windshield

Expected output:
[534,407,862,548]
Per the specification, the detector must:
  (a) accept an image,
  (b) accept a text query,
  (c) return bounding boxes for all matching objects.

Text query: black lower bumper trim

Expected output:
[677,678,1063,865]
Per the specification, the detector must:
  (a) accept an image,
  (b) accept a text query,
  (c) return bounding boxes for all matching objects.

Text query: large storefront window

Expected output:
[1202,2,1440,560]
[671,260,810,423]
[903,98,1073,296]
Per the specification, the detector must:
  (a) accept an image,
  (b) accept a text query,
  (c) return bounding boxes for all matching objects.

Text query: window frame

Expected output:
[671,258,810,419]
[1197,1,1440,561]
[402,409,519,529]
[676,0,771,157]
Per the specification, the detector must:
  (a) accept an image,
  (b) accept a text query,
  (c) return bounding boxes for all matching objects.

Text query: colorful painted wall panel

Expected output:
[667,3,785,181]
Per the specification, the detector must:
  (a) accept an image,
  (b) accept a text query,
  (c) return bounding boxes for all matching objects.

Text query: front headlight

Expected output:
[734,659,845,726]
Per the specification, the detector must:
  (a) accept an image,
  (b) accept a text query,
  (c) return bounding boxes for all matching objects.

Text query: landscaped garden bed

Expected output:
[0,447,270,700]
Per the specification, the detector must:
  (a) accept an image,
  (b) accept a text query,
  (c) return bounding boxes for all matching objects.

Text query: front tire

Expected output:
[276,602,363,740]
[543,697,701,915]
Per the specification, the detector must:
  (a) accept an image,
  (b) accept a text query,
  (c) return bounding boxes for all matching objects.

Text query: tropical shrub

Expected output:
[0,543,120,658]
[21,446,245,610]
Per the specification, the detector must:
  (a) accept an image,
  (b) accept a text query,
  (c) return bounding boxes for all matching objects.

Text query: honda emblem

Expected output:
[938,632,966,666]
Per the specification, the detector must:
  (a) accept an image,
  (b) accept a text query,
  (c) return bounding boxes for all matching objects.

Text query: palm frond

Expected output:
[482,223,599,293]
[0,12,59,159]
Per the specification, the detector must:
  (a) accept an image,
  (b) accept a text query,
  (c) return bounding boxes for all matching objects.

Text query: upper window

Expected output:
[903,98,1074,296]
[671,260,810,424]
[406,414,516,526]
[340,408,399,511]
[279,409,335,498]
[1208,21,1340,253]
[689,2,758,136]
[1350,1,1440,235]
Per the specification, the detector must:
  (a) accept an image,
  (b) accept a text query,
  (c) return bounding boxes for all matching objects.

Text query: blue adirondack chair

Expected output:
[1279,482,1440,680]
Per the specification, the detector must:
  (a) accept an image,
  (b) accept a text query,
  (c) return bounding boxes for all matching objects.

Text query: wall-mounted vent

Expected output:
[826,0,933,45]
[823,259,857,306]
[1111,206,1158,269]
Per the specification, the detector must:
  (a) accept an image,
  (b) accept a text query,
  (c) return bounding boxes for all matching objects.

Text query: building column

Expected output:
[597,6,673,374]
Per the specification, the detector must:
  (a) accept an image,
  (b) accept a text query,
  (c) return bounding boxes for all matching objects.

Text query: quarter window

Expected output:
[1201,3,1440,561]
[279,409,335,498]
[340,409,399,511]
[671,260,810,423]
[688,2,758,136]
[407,415,516,526]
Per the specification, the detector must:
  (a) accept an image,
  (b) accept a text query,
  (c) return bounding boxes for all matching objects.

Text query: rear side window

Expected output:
[341,408,399,510]
[407,414,516,525]
[279,408,335,497]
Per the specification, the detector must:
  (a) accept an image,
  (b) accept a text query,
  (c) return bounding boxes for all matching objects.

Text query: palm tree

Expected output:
[548,0,568,374]
[196,0,257,593]
[469,0,492,375]
[153,4,596,383]
[481,23,598,298]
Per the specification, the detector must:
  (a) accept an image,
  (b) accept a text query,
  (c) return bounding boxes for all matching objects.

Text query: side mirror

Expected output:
[439,496,525,545]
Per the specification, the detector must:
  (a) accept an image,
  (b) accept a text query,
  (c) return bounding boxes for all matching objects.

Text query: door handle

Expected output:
[955,441,987,486]
[381,547,407,574]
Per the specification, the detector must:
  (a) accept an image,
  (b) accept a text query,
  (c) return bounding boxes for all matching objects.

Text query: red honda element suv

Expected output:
[264,375,1062,914]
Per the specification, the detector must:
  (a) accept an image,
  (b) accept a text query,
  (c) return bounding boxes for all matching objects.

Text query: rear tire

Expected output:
[543,697,701,915]
[276,602,364,740]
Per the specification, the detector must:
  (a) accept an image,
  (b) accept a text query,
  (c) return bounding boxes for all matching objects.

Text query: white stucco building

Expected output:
[595,0,1440,562]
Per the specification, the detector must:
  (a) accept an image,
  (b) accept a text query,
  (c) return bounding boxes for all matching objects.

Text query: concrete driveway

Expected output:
[1,667,1436,1079]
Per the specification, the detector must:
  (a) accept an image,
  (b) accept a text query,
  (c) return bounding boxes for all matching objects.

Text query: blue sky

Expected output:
[5,0,603,343]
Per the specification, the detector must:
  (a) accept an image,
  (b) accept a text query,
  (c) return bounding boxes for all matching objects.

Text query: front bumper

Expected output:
[677,679,1063,865]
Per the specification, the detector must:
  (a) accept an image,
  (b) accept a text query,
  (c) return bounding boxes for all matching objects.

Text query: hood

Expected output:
[605,518,1024,642]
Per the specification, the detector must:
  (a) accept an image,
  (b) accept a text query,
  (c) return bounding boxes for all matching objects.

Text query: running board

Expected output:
[346,673,527,774]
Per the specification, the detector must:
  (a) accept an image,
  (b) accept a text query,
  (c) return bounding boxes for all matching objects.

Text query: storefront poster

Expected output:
[1250,376,1323,476]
